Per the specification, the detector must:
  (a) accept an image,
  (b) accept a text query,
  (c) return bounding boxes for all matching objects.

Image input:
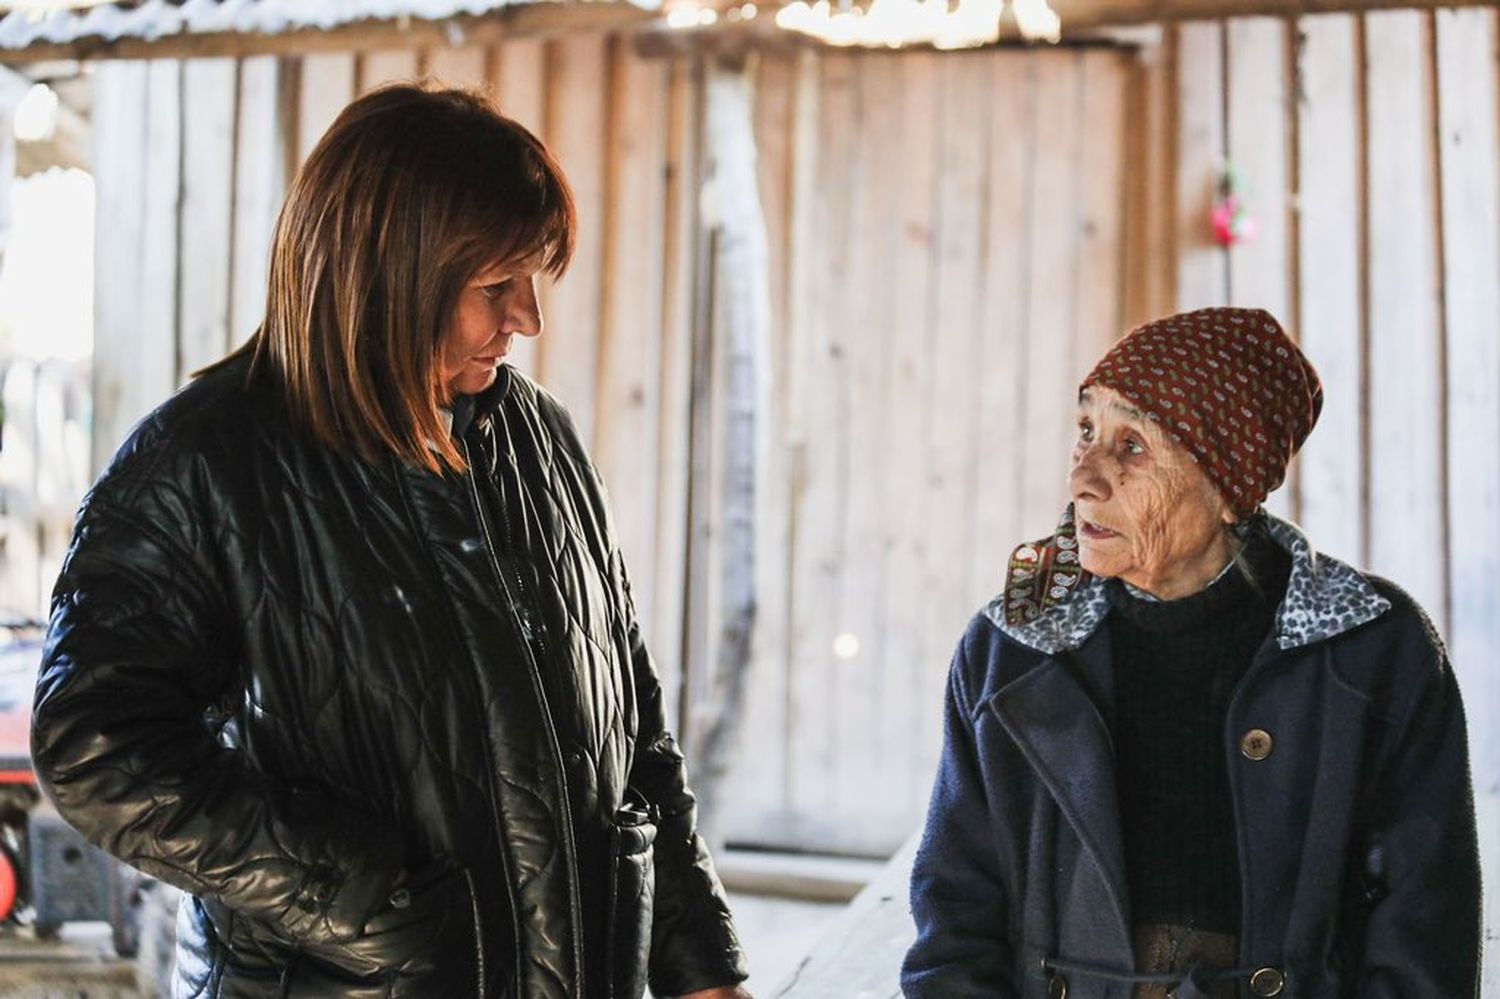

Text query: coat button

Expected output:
[1249,967,1285,996]
[1047,971,1067,999]
[1240,728,1274,761]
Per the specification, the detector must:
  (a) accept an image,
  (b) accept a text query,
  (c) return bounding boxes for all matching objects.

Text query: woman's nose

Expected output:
[1069,447,1112,503]
[508,277,543,338]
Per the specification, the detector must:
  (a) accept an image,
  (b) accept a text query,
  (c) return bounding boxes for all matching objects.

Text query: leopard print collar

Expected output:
[983,512,1390,655]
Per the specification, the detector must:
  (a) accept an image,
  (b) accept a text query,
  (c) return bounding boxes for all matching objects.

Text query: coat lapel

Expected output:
[988,631,1133,957]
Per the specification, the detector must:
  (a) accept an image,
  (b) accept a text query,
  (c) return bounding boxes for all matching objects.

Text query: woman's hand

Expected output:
[676,988,753,999]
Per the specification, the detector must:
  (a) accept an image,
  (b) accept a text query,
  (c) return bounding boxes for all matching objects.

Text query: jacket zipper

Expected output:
[462,437,587,999]
[462,868,487,995]
[391,456,521,996]
[605,830,621,999]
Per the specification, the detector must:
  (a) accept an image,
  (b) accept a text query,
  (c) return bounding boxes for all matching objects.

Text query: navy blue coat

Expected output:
[902,516,1481,998]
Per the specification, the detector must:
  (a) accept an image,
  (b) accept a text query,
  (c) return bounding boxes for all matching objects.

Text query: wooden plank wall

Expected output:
[1125,12,1500,972]
[726,45,1132,855]
[87,22,1500,948]
[90,33,703,727]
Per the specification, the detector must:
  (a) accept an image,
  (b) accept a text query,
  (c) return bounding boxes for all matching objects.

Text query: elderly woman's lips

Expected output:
[1079,519,1119,539]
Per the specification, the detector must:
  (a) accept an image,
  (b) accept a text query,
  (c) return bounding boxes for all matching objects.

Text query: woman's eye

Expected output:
[1123,438,1144,455]
[481,280,512,298]
[1077,422,1093,443]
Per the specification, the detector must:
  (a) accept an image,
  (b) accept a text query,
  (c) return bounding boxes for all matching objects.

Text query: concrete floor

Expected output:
[0,922,137,998]
[726,892,847,996]
[0,893,848,998]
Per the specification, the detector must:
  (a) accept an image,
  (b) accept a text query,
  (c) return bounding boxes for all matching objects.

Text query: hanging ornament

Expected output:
[1211,163,1259,247]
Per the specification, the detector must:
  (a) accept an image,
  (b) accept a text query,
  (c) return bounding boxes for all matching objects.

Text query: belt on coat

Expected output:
[1040,956,1260,998]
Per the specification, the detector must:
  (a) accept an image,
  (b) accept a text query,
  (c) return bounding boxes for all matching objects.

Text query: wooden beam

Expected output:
[0,7,649,64]
[0,0,1492,64]
[633,20,1160,59]
[1049,0,1499,30]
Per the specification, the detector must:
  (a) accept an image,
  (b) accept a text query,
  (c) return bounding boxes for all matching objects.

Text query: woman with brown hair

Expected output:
[31,84,751,999]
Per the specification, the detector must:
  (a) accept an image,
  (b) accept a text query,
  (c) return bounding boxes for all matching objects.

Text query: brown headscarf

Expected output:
[1081,307,1323,519]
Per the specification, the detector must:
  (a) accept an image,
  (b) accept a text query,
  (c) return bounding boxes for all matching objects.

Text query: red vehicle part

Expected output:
[0,847,17,920]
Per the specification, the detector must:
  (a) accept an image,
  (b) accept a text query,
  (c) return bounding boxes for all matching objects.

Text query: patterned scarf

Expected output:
[1003,505,1090,627]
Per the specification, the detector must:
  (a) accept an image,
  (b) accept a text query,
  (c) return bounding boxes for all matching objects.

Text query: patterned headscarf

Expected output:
[1002,308,1322,627]
[1082,307,1322,519]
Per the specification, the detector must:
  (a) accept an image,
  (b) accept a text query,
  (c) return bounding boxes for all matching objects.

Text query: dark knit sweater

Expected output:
[1106,524,1291,934]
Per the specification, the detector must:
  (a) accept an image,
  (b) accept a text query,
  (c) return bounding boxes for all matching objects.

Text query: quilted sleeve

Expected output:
[618,570,750,997]
[32,448,403,947]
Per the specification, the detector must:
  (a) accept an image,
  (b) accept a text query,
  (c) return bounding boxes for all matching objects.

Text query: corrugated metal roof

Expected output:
[0,0,653,51]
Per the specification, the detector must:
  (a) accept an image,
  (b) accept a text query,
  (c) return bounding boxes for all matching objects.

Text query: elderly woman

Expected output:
[902,309,1480,998]
[31,85,749,998]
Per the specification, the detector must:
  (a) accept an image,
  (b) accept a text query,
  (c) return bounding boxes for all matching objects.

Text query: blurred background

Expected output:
[0,0,1496,995]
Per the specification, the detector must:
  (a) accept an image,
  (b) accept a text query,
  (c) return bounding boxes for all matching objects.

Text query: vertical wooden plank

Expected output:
[594,39,668,641]
[970,53,1035,606]
[1019,52,1083,538]
[830,51,903,834]
[230,55,286,347]
[425,44,488,89]
[140,61,183,393]
[1225,18,1293,518]
[178,58,238,375]
[1121,36,1177,329]
[33,361,84,617]
[682,73,723,757]
[911,49,991,830]
[1363,11,1446,630]
[495,38,546,130]
[1175,22,1229,310]
[876,48,940,816]
[768,48,821,824]
[494,38,547,376]
[90,60,149,475]
[1435,6,1500,757]
[296,52,356,164]
[1294,15,1363,564]
[357,48,419,93]
[0,362,42,615]
[539,34,608,441]
[1074,51,1129,401]
[1434,7,1500,974]
[652,56,701,739]
[784,50,854,838]
[730,48,797,838]
[1225,19,1291,318]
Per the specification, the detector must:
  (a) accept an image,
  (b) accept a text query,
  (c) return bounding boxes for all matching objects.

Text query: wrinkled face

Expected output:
[1069,385,1235,599]
[438,255,544,401]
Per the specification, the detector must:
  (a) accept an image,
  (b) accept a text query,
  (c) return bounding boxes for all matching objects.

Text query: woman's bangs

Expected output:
[482,138,575,277]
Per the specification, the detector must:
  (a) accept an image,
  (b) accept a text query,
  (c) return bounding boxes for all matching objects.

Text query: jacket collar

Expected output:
[983,508,1391,655]
[470,362,515,422]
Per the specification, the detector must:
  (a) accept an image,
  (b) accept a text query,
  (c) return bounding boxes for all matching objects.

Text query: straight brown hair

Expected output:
[211,83,576,474]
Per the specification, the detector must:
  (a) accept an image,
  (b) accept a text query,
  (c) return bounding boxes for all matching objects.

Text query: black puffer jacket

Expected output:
[32,354,748,998]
